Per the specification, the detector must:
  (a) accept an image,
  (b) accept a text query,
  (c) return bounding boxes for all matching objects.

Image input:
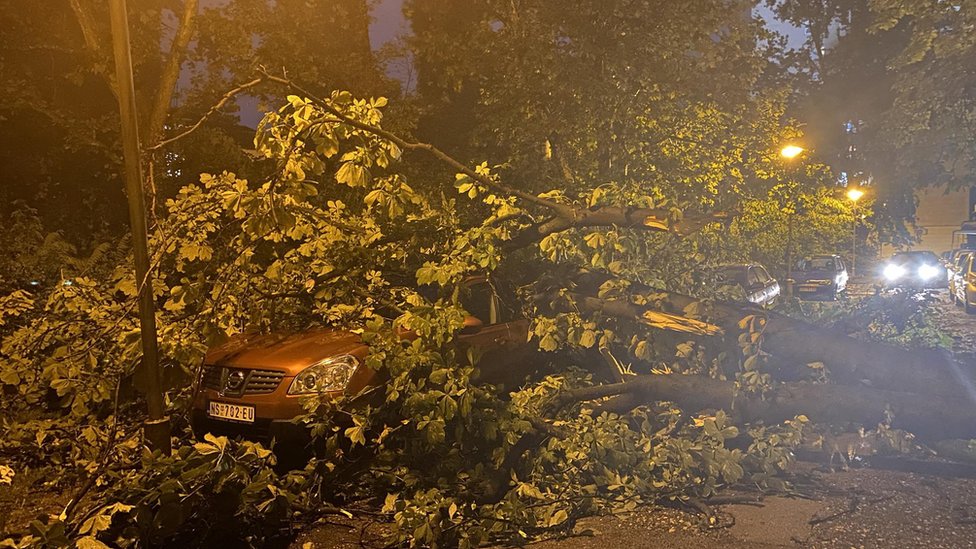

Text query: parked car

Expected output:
[716,264,780,307]
[952,252,976,313]
[945,248,972,269]
[949,250,974,301]
[792,254,849,300]
[880,251,948,289]
[191,277,532,444]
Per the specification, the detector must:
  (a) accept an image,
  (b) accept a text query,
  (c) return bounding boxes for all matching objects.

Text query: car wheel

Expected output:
[966,293,976,315]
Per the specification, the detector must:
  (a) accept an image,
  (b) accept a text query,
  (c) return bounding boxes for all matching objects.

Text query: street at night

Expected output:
[3,1,976,548]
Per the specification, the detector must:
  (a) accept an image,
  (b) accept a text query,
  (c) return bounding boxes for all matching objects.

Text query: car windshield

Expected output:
[717,266,747,285]
[797,257,836,271]
[891,251,940,265]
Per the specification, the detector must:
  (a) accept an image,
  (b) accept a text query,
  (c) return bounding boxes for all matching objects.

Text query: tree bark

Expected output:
[547,272,975,403]
[630,287,970,401]
[145,0,198,147]
[562,374,976,442]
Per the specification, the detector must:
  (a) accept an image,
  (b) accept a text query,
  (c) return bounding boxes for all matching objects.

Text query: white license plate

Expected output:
[208,401,255,423]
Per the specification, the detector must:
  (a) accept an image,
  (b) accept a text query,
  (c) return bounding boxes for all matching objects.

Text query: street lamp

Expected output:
[781,145,805,299]
[781,145,805,159]
[847,188,865,276]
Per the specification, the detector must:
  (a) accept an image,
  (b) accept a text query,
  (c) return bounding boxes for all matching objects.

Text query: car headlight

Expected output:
[918,264,940,280]
[287,355,358,395]
[884,264,905,280]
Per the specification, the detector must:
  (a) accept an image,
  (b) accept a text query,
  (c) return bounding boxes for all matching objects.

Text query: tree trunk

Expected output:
[562,374,976,442]
[611,285,971,400]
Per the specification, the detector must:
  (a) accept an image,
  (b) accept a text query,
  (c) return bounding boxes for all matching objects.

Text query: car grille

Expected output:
[201,365,285,395]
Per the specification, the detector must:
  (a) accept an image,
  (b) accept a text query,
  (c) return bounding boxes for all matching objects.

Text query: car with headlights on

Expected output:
[190,277,530,445]
[793,254,849,300]
[881,251,948,289]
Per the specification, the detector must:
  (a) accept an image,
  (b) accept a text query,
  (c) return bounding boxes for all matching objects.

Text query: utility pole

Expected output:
[109,0,171,454]
[785,210,795,299]
[846,188,864,278]
[851,202,857,277]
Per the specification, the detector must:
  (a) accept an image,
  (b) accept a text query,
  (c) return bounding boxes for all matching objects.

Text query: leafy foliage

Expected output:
[709,187,873,279]
[0,2,867,546]
[3,435,302,548]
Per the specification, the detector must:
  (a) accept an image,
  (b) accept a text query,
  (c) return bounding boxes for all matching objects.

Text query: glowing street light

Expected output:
[847,188,865,202]
[781,145,805,159]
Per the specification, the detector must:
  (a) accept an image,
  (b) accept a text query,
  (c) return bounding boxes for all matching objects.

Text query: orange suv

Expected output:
[191,278,530,443]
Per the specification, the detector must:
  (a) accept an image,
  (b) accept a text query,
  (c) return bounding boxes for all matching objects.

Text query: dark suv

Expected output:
[881,251,948,289]
[191,278,530,443]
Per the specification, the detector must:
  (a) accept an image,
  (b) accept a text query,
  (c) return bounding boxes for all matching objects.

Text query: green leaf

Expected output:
[336,162,368,187]
[79,514,112,536]
[76,536,111,549]
[344,425,366,446]
[549,509,569,527]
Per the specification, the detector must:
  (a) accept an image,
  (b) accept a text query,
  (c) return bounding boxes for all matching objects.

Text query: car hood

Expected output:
[794,270,836,281]
[205,328,364,375]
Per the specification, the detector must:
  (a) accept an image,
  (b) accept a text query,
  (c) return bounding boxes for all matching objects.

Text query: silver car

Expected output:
[717,264,781,307]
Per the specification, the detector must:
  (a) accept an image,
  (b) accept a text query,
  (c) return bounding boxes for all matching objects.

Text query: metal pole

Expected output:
[785,212,794,299]
[109,0,171,454]
[851,203,857,277]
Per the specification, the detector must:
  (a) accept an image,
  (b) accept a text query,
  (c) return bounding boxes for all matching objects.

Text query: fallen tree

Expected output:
[5,68,974,549]
[547,278,971,400]
[557,373,976,443]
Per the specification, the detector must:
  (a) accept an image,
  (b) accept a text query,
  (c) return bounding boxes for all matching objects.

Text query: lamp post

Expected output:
[109,0,170,454]
[781,145,804,299]
[847,188,865,277]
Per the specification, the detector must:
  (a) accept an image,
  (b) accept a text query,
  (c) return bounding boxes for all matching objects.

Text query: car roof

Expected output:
[891,250,940,263]
[718,263,762,270]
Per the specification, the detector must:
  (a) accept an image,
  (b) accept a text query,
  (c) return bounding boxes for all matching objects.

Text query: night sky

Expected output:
[232,1,807,127]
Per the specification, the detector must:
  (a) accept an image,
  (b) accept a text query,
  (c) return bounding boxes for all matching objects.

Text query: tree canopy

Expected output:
[2,2,968,548]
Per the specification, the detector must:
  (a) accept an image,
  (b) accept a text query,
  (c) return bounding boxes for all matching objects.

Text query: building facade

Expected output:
[909,186,975,253]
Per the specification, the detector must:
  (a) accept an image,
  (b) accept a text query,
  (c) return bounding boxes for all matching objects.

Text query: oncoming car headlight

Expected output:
[884,264,905,280]
[918,264,940,280]
[288,355,358,395]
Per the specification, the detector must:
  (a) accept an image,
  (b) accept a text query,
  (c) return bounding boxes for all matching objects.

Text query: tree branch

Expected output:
[145,0,199,147]
[504,207,731,250]
[256,67,569,214]
[69,0,117,99]
[568,293,723,336]
[255,69,731,250]
[148,77,265,151]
